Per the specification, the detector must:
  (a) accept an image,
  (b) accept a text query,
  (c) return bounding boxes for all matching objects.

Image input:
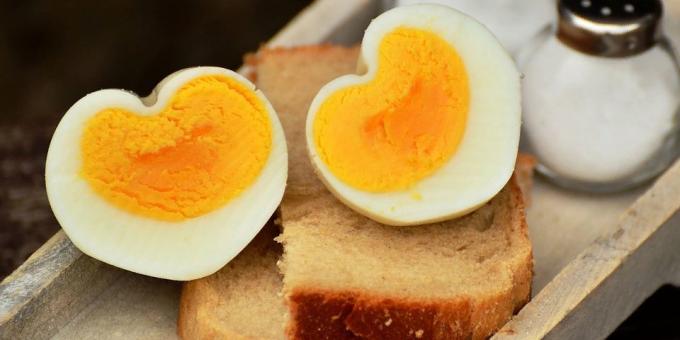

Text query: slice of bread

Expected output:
[177,45,533,340]
[177,46,361,340]
[279,186,530,340]
[177,219,285,340]
[259,46,533,340]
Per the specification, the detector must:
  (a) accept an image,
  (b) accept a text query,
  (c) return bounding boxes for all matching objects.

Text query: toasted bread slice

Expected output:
[177,45,533,340]
[260,46,533,340]
[279,185,530,340]
[178,219,285,340]
[177,46,361,340]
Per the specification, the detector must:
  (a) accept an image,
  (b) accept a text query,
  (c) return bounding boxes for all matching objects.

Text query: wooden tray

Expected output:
[2,1,680,339]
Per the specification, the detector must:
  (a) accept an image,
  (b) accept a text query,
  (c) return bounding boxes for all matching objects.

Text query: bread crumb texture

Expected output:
[253,45,532,340]
[281,182,531,340]
[178,222,286,340]
[81,75,272,220]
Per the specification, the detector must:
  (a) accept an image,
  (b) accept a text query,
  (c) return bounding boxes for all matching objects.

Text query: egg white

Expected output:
[306,4,520,226]
[46,67,287,280]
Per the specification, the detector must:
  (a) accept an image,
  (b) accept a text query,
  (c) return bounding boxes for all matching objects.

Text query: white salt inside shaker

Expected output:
[520,0,680,191]
[523,38,679,182]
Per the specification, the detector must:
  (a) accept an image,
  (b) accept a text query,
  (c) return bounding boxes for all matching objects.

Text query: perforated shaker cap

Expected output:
[557,0,663,57]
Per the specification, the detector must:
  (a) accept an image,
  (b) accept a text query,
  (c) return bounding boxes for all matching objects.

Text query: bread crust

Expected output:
[178,45,534,340]
[288,289,473,340]
[514,154,537,206]
[284,177,532,340]
[254,45,534,340]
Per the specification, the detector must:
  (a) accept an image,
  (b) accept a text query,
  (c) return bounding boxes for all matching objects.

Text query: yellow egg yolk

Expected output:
[313,27,470,192]
[80,75,272,221]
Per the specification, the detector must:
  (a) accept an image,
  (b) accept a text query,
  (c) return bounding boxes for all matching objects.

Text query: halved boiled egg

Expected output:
[306,4,520,226]
[46,67,287,280]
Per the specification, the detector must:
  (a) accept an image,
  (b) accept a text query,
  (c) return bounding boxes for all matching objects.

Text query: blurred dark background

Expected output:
[0,0,310,279]
[0,1,677,338]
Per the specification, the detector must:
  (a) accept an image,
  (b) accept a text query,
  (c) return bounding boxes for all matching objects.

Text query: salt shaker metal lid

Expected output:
[557,0,663,57]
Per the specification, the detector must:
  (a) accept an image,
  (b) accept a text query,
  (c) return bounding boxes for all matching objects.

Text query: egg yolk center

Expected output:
[313,27,470,192]
[80,75,272,221]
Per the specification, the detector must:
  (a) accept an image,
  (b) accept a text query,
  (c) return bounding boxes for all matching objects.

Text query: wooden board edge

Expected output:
[0,1,380,339]
[267,0,378,47]
[236,0,378,80]
[494,159,680,339]
[10,2,678,339]
[0,232,77,321]
[0,232,123,339]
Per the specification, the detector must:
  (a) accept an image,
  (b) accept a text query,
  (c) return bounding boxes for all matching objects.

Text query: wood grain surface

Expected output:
[0,1,679,339]
[0,232,122,339]
[495,159,680,339]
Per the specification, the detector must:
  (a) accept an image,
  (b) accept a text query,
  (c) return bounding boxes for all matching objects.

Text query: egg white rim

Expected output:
[305,4,520,226]
[45,67,287,280]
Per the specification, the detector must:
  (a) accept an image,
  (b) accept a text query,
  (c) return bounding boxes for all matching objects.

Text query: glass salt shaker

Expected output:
[518,0,680,192]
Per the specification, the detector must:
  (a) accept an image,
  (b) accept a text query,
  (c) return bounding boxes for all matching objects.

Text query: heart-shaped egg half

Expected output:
[46,67,287,280]
[306,4,520,226]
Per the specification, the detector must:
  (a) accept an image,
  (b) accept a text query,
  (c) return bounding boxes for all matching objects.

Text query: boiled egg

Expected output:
[306,4,520,226]
[46,67,287,280]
